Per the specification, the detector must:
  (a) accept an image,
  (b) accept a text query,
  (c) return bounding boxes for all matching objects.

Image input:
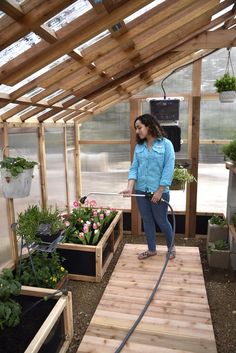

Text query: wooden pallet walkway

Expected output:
[77,244,217,353]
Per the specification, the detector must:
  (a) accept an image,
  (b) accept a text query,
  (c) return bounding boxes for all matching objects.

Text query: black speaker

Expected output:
[162,125,181,152]
[150,99,179,121]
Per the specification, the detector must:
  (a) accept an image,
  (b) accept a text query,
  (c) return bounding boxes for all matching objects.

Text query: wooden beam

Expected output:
[38,124,47,208]
[63,126,70,212]
[130,98,142,236]
[74,123,81,201]
[185,59,202,237]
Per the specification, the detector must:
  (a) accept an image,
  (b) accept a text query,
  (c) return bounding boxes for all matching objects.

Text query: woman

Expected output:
[121,113,175,260]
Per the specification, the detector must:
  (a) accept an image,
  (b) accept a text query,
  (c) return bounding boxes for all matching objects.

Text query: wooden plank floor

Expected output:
[77,244,217,353]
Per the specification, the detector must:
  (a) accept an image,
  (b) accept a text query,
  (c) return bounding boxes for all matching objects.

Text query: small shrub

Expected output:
[209,215,227,228]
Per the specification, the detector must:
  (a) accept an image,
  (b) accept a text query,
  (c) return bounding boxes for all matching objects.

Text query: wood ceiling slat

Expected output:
[0,0,152,85]
[0,0,77,50]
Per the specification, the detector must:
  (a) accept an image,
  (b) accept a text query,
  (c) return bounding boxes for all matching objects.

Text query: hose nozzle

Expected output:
[80,195,87,204]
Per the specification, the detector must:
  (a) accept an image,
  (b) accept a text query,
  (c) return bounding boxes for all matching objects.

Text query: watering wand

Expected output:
[79,191,164,204]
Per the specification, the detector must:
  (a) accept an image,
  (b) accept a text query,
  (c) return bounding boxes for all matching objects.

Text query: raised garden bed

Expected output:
[0,286,73,353]
[57,210,123,282]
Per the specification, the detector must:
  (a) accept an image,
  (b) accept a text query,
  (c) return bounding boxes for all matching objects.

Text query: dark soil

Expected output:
[0,296,63,353]
[66,234,236,353]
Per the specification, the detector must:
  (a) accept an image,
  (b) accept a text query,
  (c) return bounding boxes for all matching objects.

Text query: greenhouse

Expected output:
[0,1,236,353]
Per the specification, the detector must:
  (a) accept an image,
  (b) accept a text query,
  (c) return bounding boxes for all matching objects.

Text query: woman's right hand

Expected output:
[119,189,132,197]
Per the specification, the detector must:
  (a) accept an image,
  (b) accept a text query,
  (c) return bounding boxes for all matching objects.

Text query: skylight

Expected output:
[124,0,165,24]
[0,33,41,66]
[211,4,234,21]
[45,0,92,32]
[74,30,110,53]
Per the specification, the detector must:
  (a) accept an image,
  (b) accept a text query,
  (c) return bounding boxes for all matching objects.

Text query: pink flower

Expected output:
[93,223,97,230]
[83,224,89,233]
[105,210,111,216]
[64,221,70,227]
[93,211,97,217]
[90,200,97,207]
[73,200,79,208]
[99,213,104,220]
[79,232,84,238]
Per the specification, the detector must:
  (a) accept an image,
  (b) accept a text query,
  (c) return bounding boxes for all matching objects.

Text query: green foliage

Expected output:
[0,269,22,330]
[0,156,38,177]
[214,73,236,92]
[62,200,117,246]
[172,165,196,183]
[16,205,64,244]
[222,139,236,164]
[209,215,227,228]
[208,240,229,252]
[16,252,67,289]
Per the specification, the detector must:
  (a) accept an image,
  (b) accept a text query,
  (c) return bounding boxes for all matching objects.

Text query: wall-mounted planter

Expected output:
[57,211,123,282]
[207,220,228,244]
[207,243,230,269]
[1,168,34,198]
[0,286,73,353]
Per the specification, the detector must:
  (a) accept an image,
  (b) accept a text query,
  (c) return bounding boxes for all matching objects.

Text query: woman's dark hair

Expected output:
[134,114,167,144]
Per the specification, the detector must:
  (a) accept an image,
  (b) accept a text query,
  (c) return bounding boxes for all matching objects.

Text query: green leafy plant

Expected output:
[16,205,64,244]
[15,252,67,289]
[172,165,196,183]
[214,73,236,92]
[208,239,229,253]
[0,156,38,177]
[209,215,227,228]
[62,200,117,246]
[222,138,236,164]
[0,269,22,330]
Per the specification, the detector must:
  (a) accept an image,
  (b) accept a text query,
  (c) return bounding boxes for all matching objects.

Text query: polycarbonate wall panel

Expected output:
[80,102,130,140]
[66,126,76,207]
[140,66,193,95]
[45,128,67,211]
[201,48,236,93]
[80,144,131,209]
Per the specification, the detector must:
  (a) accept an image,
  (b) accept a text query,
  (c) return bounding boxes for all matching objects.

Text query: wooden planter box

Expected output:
[207,221,228,244]
[57,210,123,282]
[207,243,230,269]
[0,286,73,353]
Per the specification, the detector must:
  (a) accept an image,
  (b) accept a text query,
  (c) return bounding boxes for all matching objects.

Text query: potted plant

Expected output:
[0,156,38,198]
[222,138,236,166]
[16,205,65,245]
[214,72,236,103]
[207,214,228,244]
[207,239,230,269]
[170,165,196,190]
[57,199,123,282]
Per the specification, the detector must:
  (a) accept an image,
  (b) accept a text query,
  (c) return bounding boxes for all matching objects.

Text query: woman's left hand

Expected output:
[151,190,163,203]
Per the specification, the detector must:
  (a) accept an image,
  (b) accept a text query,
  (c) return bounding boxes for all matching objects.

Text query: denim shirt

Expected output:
[128,138,175,193]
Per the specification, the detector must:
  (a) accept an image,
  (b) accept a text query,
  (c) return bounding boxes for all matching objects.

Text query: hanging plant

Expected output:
[214,48,236,103]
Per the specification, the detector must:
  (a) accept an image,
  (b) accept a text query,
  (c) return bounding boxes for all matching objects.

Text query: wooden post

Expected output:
[38,124,48,208]
[130,98,142,235]
[185,59,201,237]
[74,122,82,201]
[2,123,18,263]
[63,126,70,212]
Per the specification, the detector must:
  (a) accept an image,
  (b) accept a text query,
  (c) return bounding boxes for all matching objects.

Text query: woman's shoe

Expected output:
[138,250,157,260]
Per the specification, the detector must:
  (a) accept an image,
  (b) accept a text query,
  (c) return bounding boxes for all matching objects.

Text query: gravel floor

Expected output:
[66,234,236,353]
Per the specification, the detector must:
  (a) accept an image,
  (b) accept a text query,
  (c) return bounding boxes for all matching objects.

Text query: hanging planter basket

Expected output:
[214,48,236,103]
[170,179,185,191]
[219,91,236,103]
[1,168,35,198]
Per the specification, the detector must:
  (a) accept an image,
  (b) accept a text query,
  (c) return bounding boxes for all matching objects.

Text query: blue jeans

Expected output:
[136,191,173,252]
